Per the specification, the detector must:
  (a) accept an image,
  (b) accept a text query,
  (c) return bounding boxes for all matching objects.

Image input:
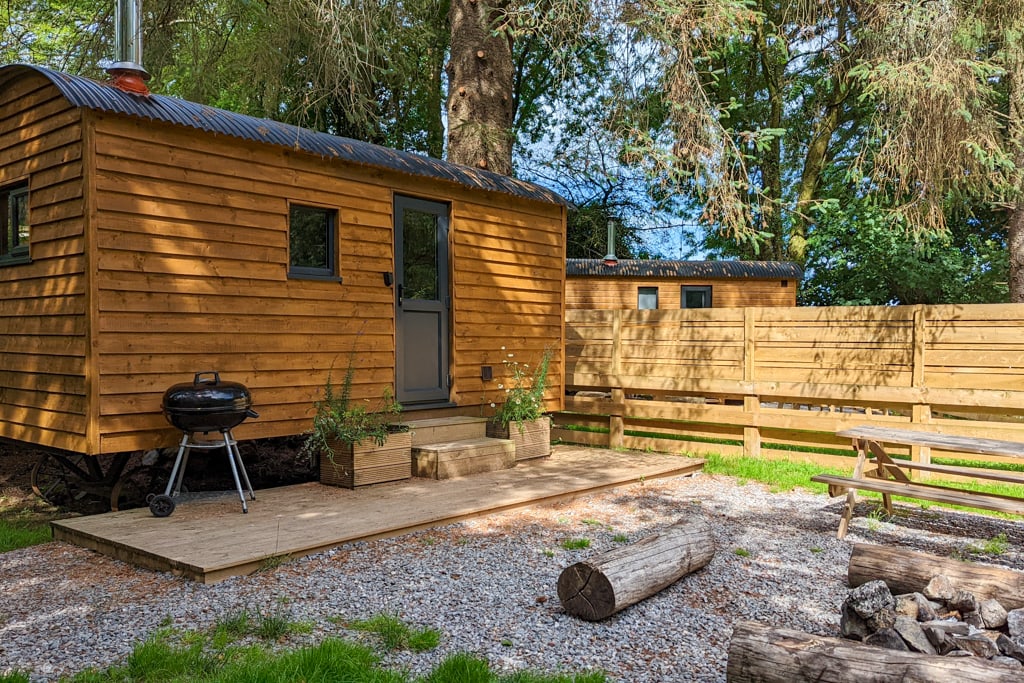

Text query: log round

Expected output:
[726,620,1022,683]
[848,543,1024,610]
[557,516,715,621]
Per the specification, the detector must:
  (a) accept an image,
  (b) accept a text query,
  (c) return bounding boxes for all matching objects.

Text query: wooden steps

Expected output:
[412,437,515,479]
[408,416,488,446]
[406,416,520,480]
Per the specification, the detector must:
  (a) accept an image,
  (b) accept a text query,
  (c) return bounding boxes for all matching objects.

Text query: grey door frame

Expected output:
[394,195,450,405]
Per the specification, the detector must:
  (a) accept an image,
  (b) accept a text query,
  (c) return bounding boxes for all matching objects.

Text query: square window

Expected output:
[638,286,659,310]
[682,285,712,308]
[1,182,30,263]
[289,204,336,278]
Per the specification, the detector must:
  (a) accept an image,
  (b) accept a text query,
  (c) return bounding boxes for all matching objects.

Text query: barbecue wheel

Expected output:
[148,494,176,518]
[111,465,166,512]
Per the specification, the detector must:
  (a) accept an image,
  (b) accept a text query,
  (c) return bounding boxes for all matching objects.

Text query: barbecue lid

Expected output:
[161,372,252,414]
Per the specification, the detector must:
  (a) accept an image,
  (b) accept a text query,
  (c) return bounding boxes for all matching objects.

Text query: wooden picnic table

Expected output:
[812,425,1024,539]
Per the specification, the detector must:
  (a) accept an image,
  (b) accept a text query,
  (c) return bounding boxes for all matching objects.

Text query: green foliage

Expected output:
[800,197,1008,305]
[700,452,847,494]
[733,547,750,558]
[347,613,441,652]
[211,611,250,649]
[560,538,590,550]
[0,672,30,683]
[422,652,493,682]
[64,626,606,682]
[0,489,58,552]
[0,518,51,553]
[970,533,1010,556]
[493,348,552,429]
[301,353,404,461]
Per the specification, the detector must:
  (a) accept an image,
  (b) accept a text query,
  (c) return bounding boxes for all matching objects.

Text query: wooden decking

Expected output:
[51,446,704,583]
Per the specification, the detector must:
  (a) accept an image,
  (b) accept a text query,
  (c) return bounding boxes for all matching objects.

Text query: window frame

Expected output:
[681,285,713,309]
[637,286,659,310]
[0,181,31,265]
[287,202,340,281]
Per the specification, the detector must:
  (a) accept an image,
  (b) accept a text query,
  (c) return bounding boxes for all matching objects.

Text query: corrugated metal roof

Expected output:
[2,64,568,206]
[567,258,803,279]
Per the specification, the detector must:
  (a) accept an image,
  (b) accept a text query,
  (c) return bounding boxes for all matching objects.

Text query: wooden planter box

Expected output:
[486,417,551,460]
[320,431,412,488]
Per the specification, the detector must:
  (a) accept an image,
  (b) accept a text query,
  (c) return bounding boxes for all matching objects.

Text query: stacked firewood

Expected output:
[841,576,1024,666]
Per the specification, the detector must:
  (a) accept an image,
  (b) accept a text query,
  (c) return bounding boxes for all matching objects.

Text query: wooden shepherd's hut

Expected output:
[566,259,802,310]
[0,64,567,456]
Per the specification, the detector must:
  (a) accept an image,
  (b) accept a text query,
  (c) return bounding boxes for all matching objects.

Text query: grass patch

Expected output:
[701,452,1024,518]
[931,456,1024,474]
[57,624,605,683]
[969,533,1011,556]
[347,613,441,652]
[700,452,848,493]
[0,518,52,552]
[561,538,591,550]
[0,489,60,553]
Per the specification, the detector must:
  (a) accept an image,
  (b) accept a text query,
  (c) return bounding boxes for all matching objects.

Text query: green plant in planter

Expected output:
[301,357,404,462]
[493,347,552,430]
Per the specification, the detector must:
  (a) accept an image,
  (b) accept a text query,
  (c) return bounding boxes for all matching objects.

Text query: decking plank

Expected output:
[51,446,703,583]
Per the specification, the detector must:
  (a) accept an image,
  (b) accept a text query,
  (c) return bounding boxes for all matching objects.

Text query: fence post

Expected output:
[609,388,625,449]
[743,308,761,458]
[911,307,931,474]
[608,310,624,449]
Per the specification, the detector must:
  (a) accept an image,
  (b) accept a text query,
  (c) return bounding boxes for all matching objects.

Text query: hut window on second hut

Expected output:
[638,286,659,310]
[288,204,337,279]
[682,285,712,308]
[0,182,29,264]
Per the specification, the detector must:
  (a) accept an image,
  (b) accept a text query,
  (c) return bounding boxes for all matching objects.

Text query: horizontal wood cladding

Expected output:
[0,75,88,452]
[85,112,565,452]
[449,198,565,413]
[566,276,796,309]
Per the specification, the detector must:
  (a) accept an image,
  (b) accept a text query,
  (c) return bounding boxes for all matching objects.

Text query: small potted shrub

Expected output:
[485,347,552,460]
[303,360,410,488]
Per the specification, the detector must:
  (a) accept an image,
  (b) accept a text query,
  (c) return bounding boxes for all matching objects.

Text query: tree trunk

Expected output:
[445,0,514,174]
[726,621,1021,683]
[848,543,1024,610]
[1009,203,1024,303]
[755,13,784,261]
[557,517,715,621]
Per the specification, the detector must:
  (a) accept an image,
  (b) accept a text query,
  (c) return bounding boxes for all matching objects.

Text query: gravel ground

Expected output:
[2,471,1023,682]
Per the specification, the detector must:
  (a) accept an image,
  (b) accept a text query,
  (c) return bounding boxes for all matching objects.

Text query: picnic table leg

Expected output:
[867,440,906,514]
[837,439,869,539]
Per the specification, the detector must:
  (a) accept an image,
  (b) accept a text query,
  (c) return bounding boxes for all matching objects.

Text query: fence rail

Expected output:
[554,304,1024,472]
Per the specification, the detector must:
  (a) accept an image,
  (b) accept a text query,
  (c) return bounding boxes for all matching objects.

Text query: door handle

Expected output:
[397,283,403,306]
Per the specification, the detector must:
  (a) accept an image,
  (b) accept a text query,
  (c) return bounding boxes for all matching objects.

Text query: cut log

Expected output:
[849,543,1024,610]
[726,621,1021,682]
[557,516,714,621]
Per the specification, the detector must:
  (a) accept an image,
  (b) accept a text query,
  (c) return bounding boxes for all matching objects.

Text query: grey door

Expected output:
[395,196,450,404]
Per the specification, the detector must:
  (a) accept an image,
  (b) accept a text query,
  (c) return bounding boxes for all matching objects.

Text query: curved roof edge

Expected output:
[2,64,568,206]
[566,259,804,279]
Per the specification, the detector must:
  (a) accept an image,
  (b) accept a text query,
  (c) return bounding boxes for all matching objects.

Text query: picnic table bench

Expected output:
[811,425,1024,539]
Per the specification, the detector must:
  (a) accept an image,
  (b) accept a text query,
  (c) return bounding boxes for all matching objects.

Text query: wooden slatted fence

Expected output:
[555,304,1024,472]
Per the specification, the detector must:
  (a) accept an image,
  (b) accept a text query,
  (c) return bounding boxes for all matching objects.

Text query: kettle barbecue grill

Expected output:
[149,372,259,517]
